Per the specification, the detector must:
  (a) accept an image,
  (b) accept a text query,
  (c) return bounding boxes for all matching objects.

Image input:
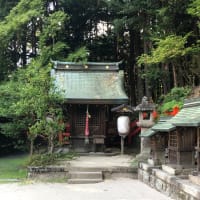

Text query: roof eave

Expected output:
[173,122,200,127]
[65,98,129,105]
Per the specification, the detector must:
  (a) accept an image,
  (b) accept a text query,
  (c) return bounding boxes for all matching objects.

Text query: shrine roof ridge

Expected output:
[183,97,200,108]
[51,60,123,71]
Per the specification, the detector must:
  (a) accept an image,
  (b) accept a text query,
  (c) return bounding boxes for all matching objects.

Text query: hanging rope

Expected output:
[84,105,90,144]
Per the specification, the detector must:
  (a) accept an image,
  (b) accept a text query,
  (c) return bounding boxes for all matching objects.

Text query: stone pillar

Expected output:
[134,97,155,161]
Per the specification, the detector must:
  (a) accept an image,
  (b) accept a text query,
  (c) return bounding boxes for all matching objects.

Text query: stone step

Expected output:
[69,167,103,172]
[162,164,193,176]
[189,174,200,186]
[68,170,103,184]
[176,179,200,200]
[69,171,102,179]
[68,178,103,184]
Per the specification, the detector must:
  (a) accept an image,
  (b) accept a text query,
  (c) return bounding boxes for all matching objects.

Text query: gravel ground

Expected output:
[0,178,172,200]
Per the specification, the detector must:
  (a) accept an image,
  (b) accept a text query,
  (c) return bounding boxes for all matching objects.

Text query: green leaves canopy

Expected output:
[137,34,191,65]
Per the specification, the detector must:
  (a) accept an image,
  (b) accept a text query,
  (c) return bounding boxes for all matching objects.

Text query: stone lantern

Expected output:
[134,96,156,159]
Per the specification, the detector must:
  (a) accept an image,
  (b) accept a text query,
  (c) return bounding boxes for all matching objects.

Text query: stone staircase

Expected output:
[68,168,103,184]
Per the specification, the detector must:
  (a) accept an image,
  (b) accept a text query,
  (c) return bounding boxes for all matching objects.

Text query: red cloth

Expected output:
[142,112,148,119]
[152,111,158,119]
[165,106,180,116]
[84,112,89,136]
[171,106,180,116]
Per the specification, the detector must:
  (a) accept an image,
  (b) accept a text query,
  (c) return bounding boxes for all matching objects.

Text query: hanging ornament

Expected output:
[84,105,90,144]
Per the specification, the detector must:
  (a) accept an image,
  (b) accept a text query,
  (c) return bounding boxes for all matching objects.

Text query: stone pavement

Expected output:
[0,178,173,200]
[65,154,133,169]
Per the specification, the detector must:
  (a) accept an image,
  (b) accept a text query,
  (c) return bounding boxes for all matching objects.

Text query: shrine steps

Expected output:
[68,171,103,184]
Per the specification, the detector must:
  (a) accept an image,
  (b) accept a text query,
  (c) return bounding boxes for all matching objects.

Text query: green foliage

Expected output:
[161,87,191,103]
[159,87,191,113]
[27,152,76,166]
[188,0,200,29]
[0,62,65,154]
[66,46,89,63]
[38,10,69,65]
[0,0,19,20]
[0,0,43,40]
[0,0,69,154]
[160,100,183,113]
[137,34,191,65]
[188,0,200,18]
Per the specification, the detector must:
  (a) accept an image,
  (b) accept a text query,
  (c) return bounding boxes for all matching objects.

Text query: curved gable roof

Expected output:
[51,61,128,104]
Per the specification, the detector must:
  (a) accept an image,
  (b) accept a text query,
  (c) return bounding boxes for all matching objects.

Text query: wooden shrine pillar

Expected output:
[196,128,200,172]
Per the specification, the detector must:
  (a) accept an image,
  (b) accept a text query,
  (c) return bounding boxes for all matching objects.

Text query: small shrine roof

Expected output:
[140,117,174,137]
[51,60,128,104]
[111,104,133,113]
[169,98,200,127]
[141,98,200,137]
[140,129,156,137]
[152,121,176,132]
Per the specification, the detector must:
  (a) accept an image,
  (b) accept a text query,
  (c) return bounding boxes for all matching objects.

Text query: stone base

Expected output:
[135,150,151,162]
[28,165,138,182]
[189,174,200,186]
[148,158,161,166]
[138,161,200,200]
[162,164,194,176]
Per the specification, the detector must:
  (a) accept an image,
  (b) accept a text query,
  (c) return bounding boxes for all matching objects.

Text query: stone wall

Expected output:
[28,166,70,182]
[138,162,200,200]
[28,165,138,181]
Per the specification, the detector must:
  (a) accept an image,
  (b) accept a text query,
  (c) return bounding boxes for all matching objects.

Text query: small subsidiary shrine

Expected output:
[51,60,128,152]
[141,98,200,170]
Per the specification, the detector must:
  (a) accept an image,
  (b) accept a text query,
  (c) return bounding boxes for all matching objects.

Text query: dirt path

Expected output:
[0,178,172,200]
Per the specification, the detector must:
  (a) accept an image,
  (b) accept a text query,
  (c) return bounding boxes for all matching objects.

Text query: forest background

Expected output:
[0,0,199,154]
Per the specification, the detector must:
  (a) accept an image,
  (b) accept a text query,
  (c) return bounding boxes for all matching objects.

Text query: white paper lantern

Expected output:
[117,116,130,136]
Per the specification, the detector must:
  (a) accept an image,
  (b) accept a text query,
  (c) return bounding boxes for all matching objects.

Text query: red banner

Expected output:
[84,111,89,137]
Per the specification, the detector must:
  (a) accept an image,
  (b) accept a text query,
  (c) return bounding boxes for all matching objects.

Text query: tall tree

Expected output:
[107,0,161,103]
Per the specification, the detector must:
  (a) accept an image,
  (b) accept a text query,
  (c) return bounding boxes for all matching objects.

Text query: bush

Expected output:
[162,87,191,103]
[27,152,76,166]
[158,87,191,115]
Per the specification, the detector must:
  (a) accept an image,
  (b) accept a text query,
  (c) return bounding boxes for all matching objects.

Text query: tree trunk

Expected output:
[49,135,54,154]
[143,40,152,97]
[31,20,37,57]
[133,30,143,103]
[30,139,34,156]
[172,63,178,87]
[129,29,137,105]
[162,63,171,94]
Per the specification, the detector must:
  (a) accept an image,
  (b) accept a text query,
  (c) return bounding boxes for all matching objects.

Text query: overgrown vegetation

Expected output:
[158,87,191,115]
[0,62,65,155]
[0,152,76,181]
[27,152,77,166]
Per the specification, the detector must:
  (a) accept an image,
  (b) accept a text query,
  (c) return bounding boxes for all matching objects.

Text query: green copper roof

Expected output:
[152,121,176,132]
[140,117,174,137]
[51,61,128,104]
[170,100,200,127]
[140,129,156,137]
